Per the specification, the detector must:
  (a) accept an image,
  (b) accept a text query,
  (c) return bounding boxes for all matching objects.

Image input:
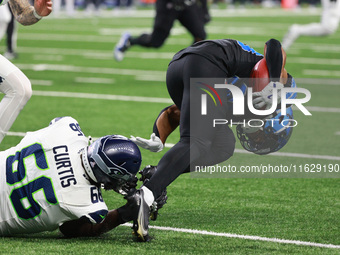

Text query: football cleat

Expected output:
[3,51,18,60]
[139,165,167,221]
[114,32,131,62]
[126,189,151,242]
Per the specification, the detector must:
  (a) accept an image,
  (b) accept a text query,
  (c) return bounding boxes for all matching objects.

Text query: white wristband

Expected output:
[33,9,42,20]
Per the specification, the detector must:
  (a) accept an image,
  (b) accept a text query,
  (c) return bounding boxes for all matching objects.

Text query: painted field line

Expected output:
[233,148,340,161]
[7,132,338,161]
[74,77,115,84]
[33,90,173,104]
[164,144,340,161]
[43,8,321,19]
[303,69,340,77]
[295,78,340,86]
[7,131,27,137]
[17,64,165,81]
[15,45,340,62]
[32,90,340,114]
[30,80,53,86]
[122,223,339,249]
[304,106,340,113]
[290,57,340,66]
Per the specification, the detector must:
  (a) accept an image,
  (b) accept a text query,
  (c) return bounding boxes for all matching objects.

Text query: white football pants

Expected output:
[282,0,340,49]
[0,55,32,143]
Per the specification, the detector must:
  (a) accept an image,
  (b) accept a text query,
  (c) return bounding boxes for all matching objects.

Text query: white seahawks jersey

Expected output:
[0,117,108,236]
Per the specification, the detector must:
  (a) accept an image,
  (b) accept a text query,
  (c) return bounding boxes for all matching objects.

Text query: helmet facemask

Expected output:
[237,108,294,155]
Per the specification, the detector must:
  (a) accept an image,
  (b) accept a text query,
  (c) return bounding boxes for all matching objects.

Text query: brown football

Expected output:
[250,58,270,92]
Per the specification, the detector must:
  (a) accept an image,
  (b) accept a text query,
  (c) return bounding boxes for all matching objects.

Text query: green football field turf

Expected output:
[0,6,339,254]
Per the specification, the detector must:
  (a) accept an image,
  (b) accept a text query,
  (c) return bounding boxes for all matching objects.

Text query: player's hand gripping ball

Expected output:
[250,58,283,110]
[250,58,270,93]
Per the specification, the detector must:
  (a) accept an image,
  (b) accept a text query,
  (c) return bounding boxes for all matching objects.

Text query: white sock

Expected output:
[141,186,154,207]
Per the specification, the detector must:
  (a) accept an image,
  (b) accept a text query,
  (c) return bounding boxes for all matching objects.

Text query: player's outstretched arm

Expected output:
[154,104,180,144]
[130,105,180,152]
[59,209,121,237]
[9,0,52,26]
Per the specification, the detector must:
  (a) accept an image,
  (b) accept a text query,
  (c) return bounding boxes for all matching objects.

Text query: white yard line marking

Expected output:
[32,90,340,114]
[30,80,53,86]
[37,8,323,20]
[14,45,340,61]
[167,144,340,161]
[33,55,64,61]
[74,77,115,84]
[290,57,340,66]
[233,148,340,161]
[295,78,340,86]
[17,64,165,81]
[7,132,339,161]
[303,106,340,113]
[122,223,339,249]
[7,131,27,137]
[303,70,340,77]
[32,90,173,104]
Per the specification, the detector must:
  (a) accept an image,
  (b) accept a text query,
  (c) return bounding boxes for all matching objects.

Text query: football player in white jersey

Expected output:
[0,0,52,144]
[282,0,340,50]
[0,117,142,237]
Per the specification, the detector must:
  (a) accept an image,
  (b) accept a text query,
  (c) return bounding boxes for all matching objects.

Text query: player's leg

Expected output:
[199,0,211,24]
[129,55,231,241]
[65,0,75,16]
[0,55,32,143]
[320,6,339,34]
[146,54,230,197]
[4,7,18,60]
[0,5,12,41]
[193,125,235,169]
[114,0,176,61]
[178,4,207,43]
[282,3,339,50]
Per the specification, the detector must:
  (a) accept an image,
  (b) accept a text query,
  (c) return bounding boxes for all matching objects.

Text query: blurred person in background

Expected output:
[0,5,11,45]
[114,0,210,61]
[4,6,18,59]
[282,0,340,50]
[84,0,102,16]
[53,0,75,17]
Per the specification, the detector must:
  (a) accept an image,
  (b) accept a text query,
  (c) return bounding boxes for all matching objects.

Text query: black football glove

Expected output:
[139,165,167,221]
[114,176,138,196]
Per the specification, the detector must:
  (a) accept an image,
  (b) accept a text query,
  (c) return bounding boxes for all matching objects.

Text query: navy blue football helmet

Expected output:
[236,107,294,155]
[82,135,142,193]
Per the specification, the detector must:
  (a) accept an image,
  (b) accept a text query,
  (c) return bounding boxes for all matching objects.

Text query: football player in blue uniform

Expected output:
[127,38,297,241]
[0,117,142,237]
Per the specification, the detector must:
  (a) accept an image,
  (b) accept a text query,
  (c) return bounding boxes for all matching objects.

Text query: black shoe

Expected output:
[126,189,151,242]
[139,165,167,221]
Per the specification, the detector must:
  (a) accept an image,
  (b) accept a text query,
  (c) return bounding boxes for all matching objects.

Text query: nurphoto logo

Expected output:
[201,84,311,116]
